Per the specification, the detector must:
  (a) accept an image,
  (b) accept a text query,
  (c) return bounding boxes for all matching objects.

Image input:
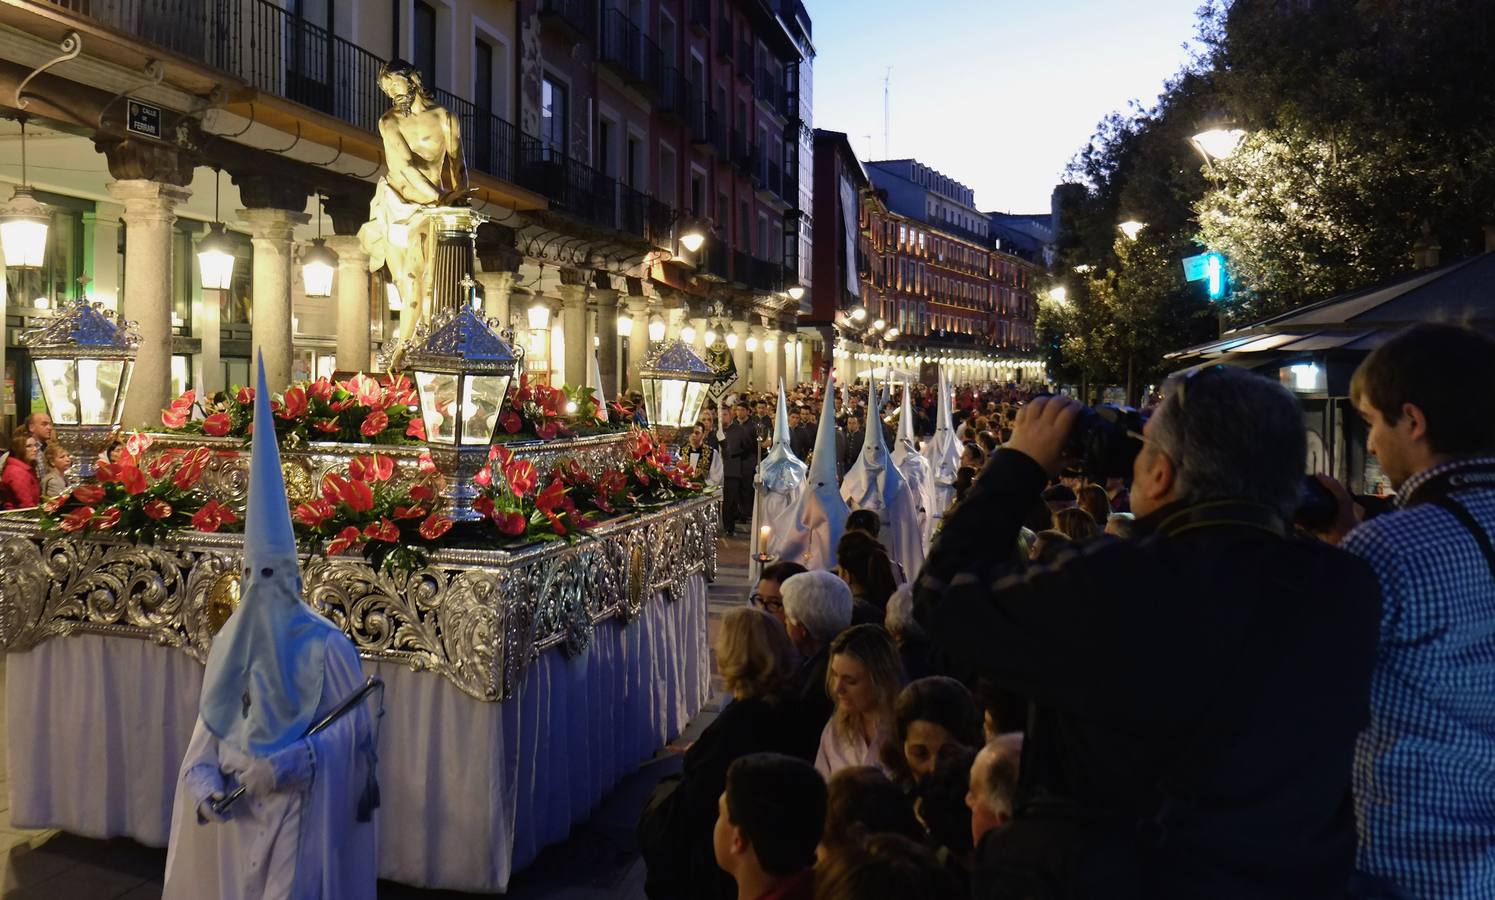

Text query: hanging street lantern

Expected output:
[197,169,236,290]
[300,195,337,298]
[0,116,50,270]
[637,339,715,440]
[22,297,139,477]
[404,276,521,520]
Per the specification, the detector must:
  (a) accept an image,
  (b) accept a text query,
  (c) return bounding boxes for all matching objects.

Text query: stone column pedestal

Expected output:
[107,180,190,429]
[327,235,371,374]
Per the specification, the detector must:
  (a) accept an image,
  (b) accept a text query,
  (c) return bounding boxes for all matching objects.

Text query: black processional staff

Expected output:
[213,676,385,816]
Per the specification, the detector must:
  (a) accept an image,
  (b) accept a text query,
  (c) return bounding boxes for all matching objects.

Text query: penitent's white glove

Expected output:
[238,740,315,798]
[196,793,236,824]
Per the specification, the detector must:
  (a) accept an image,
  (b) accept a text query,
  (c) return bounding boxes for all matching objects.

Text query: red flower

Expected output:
[327,525,363,555]
[419,515,453,541]
[118,465,148,496]
[72,483,106,505]
[294,499,335,528]
[307,377,334,403]
[235,386,255,405]
[361,409,389,438]
[505,459,538,497]
[173,447,212,491]
[43,493,69,514]
[418,452,438,474]
[143,499,173,520]
[500,411,522,434]
[349,454,394,484]
[393,505,427,520]
[535,421,558,441]
[347,373,383,408]
[322,473,375,513]
[147,449,183,480]
[161,408,188,429]
[125,432,154,459]
[472,495,495,517]
[202,412,232,437]
[93,507,121,531]
[314,418,340,435]
[406,417,427,440]
[192,498,237,532]
[492,509,527,536]
[536,479,567,515]
[388,376,418,407]
[473,465,492,488]
[278,386,308,420]
[409,483,435,504]
[363,517,400,542]
[60,506,94,533]
[331,397,355,413]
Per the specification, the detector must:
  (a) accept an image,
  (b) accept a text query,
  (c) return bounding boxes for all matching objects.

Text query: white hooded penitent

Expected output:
[841,367,925,577]
[769,372,850,570]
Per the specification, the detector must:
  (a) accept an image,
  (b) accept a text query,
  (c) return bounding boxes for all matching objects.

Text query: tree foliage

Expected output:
[1048,0,1495,388]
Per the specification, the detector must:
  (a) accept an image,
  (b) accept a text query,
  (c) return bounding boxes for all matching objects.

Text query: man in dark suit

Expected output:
[840,414,863,477]
[791,406,815,461]
[721,402,756,534]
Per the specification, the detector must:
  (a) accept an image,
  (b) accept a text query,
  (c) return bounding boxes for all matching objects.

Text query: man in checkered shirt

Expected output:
[1324,324,1495,898]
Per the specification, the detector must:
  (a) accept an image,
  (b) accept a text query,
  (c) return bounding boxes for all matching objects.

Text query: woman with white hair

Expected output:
[782,570,853,758]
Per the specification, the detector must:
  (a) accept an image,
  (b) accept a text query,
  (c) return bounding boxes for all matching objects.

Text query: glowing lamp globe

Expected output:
[196,223,237,291]
[0,187,49,269]
[300,238,337,297]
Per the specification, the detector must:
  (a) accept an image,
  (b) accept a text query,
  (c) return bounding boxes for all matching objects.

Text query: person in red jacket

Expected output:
[1,428,42,509]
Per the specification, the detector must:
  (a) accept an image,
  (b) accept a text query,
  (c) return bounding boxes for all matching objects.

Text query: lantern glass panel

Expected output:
[460,374,511,445]
[198,247,236,291]
[415,370,460,445]
[0,218,47,268]
[302,258,335,298]
[77,359,126,426]
[33,358,78,425]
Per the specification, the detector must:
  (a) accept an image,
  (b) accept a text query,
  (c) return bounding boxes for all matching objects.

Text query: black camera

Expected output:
[1063,404,1148,481]
[1294,475,1340,532]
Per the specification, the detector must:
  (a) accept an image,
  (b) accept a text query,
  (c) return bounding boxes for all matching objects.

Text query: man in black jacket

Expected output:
[914,365,1380,900]
[840,415,863,477]
[721,402,757,534]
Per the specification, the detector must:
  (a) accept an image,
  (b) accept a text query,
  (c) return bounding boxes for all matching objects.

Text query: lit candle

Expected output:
[759,525,772,550]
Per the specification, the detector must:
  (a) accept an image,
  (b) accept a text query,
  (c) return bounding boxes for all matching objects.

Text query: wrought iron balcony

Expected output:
[689,0,711,33]
[656,66,687,119]
[538,0,597,43]
[732,249,752,286]
[599,9,649,84]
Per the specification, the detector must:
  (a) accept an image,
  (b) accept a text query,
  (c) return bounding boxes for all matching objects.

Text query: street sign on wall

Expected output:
[126,100,162,139]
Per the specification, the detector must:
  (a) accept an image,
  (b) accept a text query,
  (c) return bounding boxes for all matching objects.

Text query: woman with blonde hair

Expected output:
[640,607,804,900]
[816,624,905,779]
[40,442,72,497]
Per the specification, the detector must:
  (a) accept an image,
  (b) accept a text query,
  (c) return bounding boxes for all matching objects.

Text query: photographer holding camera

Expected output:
[913,364,1381,899]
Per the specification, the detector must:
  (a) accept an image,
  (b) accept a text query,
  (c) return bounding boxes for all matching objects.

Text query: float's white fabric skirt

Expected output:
[6,576,710,893]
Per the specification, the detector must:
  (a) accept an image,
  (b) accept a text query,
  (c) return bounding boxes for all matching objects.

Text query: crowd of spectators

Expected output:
[643,322,1495,899]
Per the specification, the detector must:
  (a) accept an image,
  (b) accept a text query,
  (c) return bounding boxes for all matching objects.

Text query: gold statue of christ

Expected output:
[358,59,470,357]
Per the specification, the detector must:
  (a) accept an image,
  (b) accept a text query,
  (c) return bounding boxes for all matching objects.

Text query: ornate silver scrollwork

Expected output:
[0,494,721,702]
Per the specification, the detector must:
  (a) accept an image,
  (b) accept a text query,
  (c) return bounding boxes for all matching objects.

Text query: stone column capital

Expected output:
[325,234,371,263]
[731,319,752,336]
[557,284,590,306]
[592,287,619,308]
[238,207,310,242]
[105,180,190,223]
[625,295,652,316]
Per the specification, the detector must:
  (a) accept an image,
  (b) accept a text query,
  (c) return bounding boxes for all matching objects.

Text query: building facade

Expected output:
[810,137,1039,384]
[0,0,811,435]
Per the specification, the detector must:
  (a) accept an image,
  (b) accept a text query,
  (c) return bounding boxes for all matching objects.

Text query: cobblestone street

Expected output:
[0,535,749,899]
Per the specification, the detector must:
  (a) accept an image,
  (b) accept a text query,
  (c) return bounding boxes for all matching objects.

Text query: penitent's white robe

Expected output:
[163,633,377,900]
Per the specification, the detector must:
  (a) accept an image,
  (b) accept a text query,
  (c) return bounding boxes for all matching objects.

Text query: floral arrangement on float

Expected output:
[160,373,424,445]
[470,445,601,542]
[39,433,241,542]
[291,451,454,572]
[490,375,628,442]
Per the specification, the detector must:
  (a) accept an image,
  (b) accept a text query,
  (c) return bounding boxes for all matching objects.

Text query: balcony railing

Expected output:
[689,0,710,33]
[599,9,648,84]
[655,66,686,119]
[702,238,730,280]
[731,250,752,285]
[538,0,596,43]
[41,0,678,245]
[749,256,781,292]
